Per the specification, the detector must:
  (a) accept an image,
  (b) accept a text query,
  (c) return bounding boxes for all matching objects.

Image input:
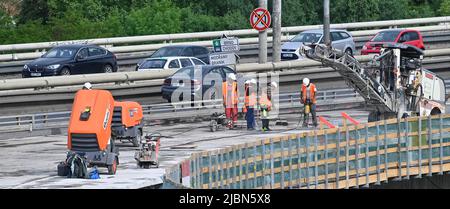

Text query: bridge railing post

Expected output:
[439,114,444,175]
[384,119,389,183]
[428,115,432,177]
[281,140,285,189]
[324,131,329,189]
[364,124,369,188]
[314,130,319,189]
[405,118,410,180]
[396,117,402,181]
[270,139,274,189]
[306,134,310,189]
[288,137,293,189]
[336,130,341,189]
[345,127,350,189]
[297,136,302,189]
[355,128,360,189]
[417,116,423,179]
[376,121,381,185]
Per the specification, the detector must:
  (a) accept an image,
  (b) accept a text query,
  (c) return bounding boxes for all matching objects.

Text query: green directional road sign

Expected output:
[213,39,222,52]
[212,37,240,53]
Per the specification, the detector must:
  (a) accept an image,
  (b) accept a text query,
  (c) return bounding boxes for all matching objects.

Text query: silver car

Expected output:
[281,29,356,60]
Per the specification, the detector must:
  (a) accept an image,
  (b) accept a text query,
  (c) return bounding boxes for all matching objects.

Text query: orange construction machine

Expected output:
[59,89,144,177]
[112,101,144,147]
[66,89,119,175]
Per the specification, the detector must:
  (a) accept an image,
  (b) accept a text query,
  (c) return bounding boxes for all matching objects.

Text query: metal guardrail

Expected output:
[0,17,449,74]
[1,16,449,53]
[0,88,361,132]
[166,114,450,189]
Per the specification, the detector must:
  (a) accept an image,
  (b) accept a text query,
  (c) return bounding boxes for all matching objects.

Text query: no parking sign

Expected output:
[250,8,271,31]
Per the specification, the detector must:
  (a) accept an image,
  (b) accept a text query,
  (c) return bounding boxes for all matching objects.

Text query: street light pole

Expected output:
[272,0,282,62]
[259,0,268,64]
[323,0,331,47]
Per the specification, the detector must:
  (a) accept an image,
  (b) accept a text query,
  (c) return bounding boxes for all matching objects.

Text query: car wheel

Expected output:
[103,64,113,73]
[60,68,71,76]
[345,48,353,56]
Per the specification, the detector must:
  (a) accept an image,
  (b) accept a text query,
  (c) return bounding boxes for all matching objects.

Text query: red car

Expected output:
[361,29,425,55]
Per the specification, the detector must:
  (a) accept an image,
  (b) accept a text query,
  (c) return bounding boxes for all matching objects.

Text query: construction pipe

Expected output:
[1,16,449,53]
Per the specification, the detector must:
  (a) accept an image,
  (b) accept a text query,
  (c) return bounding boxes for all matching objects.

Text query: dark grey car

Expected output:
[22,44,118,78]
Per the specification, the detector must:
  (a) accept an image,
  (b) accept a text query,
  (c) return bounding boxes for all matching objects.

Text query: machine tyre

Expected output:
[210,120,218,132]
[107,156,118,175]
[132,130,142,147]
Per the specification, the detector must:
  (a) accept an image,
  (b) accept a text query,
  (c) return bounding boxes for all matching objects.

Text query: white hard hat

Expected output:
[250,79,257,84]
[228,73,237,80]
[245,80,251,84]
[271,81,278,88]
[303,78,310,86]
[83,82,92,90]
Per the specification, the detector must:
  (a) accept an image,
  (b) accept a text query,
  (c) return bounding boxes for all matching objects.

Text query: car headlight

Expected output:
[23,65,29,70]
[47,64,61,70]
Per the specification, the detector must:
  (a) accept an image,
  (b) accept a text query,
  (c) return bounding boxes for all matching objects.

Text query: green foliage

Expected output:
[0,0,448,45]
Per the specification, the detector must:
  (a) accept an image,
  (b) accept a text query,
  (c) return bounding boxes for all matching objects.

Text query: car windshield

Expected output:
[291,33,322,43]
[151,47,183,57]
[371,31,401,42]
[43,47,78,58]
[140,59,167,69]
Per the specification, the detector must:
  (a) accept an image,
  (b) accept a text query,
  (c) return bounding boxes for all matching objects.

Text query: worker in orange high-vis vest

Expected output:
[222,73,239,128]
[300,78,318,127]
[243,79,257,130]
[260,86,273,131]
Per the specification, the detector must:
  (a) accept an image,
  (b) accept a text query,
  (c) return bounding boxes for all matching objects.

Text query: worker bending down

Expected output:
[222,74,239,128]
[300,78,318,127]
[244,79,257,130]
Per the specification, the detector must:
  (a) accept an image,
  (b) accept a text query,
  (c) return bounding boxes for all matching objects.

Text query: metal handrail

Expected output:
[1,16,449,53]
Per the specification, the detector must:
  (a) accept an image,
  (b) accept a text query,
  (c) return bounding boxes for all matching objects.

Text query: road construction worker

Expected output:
[300,78,318,127]
[222,74,239,128]
[244,79,257,130]
[260,86,272,131]
[82,82,92,90]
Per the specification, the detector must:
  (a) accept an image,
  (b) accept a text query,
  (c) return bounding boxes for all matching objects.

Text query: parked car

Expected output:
[361,29,425,55]
[161,65,236,103]
[281,29,356,60]
[22,44,117,78]
[136,57,206,71]
[151,45,210,64]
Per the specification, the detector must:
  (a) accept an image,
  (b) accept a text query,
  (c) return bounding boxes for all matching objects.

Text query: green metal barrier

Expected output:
[165,114,450,189]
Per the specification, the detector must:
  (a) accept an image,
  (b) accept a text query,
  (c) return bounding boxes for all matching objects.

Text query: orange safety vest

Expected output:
[259,92,272,110]
[243,85,257,113]
[301,83,317,104]
[222,81,238,106]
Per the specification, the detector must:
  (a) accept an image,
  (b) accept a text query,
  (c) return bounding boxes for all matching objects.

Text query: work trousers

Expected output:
[262,119,269,130]
[303,103,318,127]
[225,105,238,124]
[245,107,255,129]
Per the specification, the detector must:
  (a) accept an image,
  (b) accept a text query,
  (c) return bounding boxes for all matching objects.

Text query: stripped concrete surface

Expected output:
[0,110,369,189]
